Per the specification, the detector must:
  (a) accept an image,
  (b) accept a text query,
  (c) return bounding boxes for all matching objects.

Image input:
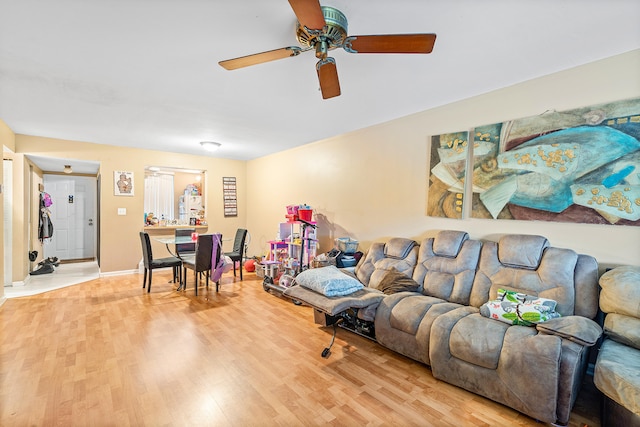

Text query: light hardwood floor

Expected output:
[0,270,600,426]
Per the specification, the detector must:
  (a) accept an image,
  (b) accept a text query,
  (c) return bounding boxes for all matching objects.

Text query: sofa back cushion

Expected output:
[599,266,640,349]
[470,234,599,318]
[413,230,483,305]
[497,234,548,269]
[599,266,640,318]
[355,238,419,288]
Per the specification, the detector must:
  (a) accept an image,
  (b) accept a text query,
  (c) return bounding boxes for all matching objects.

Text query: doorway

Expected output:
[43,174,97,261]
[3,159,12,286]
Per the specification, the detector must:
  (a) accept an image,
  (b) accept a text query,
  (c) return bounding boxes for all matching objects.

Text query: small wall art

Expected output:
[114,171,134,196]
[223,177,237,217]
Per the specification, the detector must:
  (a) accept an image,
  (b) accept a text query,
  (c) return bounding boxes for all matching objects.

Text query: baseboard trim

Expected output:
[99,269,139,277]
[12,278,28,287]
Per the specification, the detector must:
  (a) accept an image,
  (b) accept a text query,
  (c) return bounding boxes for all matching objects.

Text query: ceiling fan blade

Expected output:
[316,58,340,99]
[344,34,437,54]
[219,47,302,70]
[288,0,326,31]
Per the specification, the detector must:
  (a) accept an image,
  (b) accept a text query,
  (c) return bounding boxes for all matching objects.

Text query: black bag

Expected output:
[336,251,363,268]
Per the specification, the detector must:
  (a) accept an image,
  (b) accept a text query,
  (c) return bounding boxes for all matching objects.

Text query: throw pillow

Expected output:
[377,268,420,295]
[497,288,558,310]
[479,288,561,326]
[295,265,364,297]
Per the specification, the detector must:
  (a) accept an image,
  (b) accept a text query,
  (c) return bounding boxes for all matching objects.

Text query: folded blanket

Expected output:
[295,265,364,297]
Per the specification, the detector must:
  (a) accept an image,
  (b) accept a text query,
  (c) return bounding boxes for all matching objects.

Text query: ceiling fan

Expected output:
[218,0,436,99]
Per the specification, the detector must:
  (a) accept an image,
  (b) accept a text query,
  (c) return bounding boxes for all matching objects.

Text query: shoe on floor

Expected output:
[38,257,60,267]
[30,263,55,275]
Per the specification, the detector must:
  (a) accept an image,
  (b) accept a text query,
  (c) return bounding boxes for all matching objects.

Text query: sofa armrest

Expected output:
[536,316,602,346]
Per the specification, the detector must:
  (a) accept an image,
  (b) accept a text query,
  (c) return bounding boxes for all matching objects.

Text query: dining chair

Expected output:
[139,231,183,293]
[175,228,196,257]
[182,234,214,295]
[224,228,248,281]
[175,227,197,283]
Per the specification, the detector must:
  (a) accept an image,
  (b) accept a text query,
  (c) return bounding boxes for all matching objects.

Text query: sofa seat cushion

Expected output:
[594,338,640,416]
[375,293,462,365]
[387,294,456,335]
[448,313,511,369]
[430,307,564,424]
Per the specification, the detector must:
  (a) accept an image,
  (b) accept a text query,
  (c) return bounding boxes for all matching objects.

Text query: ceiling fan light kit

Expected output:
[219,0,436,99]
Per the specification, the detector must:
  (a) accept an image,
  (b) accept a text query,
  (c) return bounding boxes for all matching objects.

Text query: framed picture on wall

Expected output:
[114,171,134,196]
[223,177,237,217]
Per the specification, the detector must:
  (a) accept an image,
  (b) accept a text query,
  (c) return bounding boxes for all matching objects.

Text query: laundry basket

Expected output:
[335,237,359,254]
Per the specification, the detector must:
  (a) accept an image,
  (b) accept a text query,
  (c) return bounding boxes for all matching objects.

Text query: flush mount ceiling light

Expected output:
[63,165,73,174]
[200,141,221,152]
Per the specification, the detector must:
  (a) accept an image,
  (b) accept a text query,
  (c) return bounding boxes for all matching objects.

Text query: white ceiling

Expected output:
[2,0,640,170]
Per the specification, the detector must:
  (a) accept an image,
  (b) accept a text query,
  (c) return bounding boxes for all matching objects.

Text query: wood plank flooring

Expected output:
[0,271,601,426]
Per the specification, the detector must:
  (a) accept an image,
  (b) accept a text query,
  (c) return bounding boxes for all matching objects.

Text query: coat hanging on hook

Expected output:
[38,192,54,243]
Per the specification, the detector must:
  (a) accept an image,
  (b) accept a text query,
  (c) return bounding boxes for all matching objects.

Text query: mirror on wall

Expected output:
[144,166,206,226]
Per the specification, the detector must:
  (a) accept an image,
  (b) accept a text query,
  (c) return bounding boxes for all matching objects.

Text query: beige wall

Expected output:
[14,137,246,273]
[1,119,16,152]
[0,119,14,303]
[13,154,31,281]
[2,50,639,287]
[26,161,43,278]
[246,49,640,272]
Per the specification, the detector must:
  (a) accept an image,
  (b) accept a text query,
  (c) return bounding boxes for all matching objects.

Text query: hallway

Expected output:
[4,261,100,298]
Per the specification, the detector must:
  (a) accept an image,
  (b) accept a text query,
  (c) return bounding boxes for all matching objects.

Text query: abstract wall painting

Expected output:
[427,131,469,219]
[469,97,640,226]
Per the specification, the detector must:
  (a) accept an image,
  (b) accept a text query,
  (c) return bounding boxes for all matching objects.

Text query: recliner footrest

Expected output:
[283,285,384,318]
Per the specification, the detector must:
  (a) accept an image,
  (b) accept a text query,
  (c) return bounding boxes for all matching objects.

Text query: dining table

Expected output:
[152,234,231,291]
[152,235,197,290]
[152,235,196,259]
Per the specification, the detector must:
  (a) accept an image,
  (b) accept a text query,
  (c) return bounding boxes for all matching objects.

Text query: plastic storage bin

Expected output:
[335,237,359,254]
[298,209,313,221]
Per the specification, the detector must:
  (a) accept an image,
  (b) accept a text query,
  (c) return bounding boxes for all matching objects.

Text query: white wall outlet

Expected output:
[117,208,126,215]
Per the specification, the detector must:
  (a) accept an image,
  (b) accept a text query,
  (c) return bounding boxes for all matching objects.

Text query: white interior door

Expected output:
[43,175,96,260]
[73,178,96,258]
